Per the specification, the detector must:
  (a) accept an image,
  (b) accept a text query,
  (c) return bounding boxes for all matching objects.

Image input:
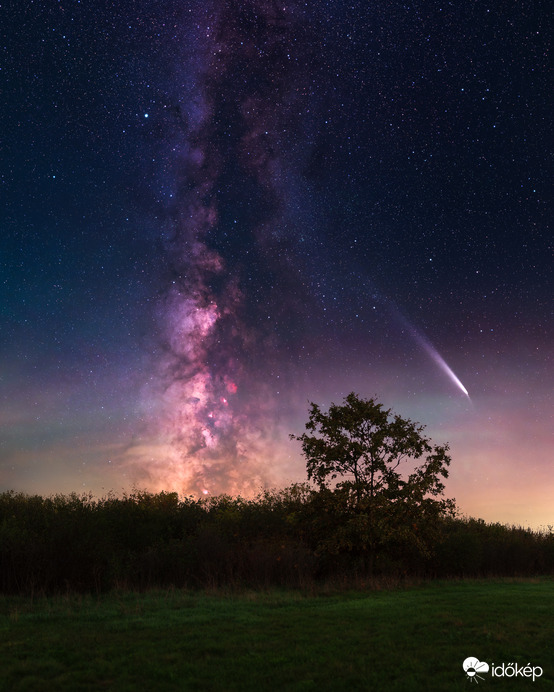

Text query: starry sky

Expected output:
[2,0,552,527]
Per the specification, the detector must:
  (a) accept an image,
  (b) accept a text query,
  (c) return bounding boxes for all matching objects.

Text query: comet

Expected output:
[409,326,470,398]
[420,337,470,398]
[385,299,471,398]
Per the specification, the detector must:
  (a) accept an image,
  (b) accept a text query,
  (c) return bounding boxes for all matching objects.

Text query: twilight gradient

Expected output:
[1,0,551,528]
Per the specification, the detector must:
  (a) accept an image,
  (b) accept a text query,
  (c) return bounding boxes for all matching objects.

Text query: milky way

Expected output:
[142,1,316,495]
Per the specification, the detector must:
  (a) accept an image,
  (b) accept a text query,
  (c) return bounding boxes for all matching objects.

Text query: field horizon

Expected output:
[1,578,552,691]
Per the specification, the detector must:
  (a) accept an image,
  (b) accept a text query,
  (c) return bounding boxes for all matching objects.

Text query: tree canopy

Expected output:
[291,392,456,563]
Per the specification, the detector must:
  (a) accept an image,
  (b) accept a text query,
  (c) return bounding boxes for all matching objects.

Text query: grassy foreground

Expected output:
[1,580,552,691]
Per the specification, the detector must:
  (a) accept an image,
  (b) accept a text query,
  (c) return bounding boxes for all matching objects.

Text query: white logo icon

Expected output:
[463,657,490,683]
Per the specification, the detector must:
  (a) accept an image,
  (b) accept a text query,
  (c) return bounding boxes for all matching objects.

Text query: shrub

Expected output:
[0,489,552,594]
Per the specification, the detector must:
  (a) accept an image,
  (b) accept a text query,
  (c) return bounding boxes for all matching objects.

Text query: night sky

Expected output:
[2,0,552,527]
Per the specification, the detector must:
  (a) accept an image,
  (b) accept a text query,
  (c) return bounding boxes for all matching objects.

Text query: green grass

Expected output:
[1,579,553,691]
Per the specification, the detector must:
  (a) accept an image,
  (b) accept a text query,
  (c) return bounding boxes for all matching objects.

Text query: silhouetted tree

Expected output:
[291,393,456,571]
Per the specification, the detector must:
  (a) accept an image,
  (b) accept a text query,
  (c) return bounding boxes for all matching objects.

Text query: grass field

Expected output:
[1,579,552,691]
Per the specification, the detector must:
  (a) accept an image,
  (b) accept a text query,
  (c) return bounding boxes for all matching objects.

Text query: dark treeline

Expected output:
[1,487,553,594]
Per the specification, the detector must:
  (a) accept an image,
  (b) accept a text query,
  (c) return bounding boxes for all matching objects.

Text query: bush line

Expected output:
[0,486,552,594]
